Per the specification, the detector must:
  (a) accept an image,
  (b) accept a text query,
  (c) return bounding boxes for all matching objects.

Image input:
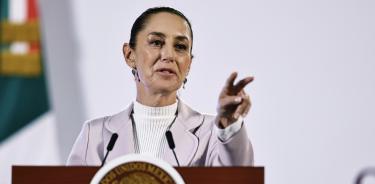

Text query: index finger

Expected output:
[225,72,238,89]
[233,76,254,93]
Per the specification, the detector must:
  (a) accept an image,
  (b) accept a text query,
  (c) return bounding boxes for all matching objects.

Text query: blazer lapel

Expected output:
[163,101,204,166]
[101,101,205,166]
[103,103,135,163]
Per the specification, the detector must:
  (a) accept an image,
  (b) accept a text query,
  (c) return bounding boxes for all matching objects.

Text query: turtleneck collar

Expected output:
[133,100,178,117]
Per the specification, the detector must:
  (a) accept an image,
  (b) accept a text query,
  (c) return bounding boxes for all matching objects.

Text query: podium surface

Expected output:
[12,166,264,184]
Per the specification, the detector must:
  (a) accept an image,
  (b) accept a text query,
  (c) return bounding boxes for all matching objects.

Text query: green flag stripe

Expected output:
[0,0,9,20]
[1,0,9,51]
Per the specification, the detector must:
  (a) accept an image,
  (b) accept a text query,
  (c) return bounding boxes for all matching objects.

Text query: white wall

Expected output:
[41,0,375,183]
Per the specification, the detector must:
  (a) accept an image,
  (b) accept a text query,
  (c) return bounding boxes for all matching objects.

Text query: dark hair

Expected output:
[129,7,193,52]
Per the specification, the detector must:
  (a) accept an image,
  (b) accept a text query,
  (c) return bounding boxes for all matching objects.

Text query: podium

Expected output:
[12,166,264,184]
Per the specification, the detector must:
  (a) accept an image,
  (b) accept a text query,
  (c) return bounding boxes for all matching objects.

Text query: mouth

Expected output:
[155,68,177,76]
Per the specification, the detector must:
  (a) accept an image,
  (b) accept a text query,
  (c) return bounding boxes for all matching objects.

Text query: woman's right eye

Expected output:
[150,40,163,47]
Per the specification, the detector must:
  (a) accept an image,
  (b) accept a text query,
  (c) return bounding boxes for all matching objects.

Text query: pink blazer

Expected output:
[67,101,254,166]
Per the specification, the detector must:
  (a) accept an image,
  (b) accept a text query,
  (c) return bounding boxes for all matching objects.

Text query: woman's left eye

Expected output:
[175,44,187,51]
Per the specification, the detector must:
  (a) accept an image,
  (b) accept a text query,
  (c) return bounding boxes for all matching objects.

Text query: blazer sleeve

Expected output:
[205,121,254,166]
[66,122,90,165]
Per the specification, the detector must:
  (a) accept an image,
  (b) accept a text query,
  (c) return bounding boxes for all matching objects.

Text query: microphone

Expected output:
[101,133,118,167]
[165,130,180,167]
[355,167,375,184]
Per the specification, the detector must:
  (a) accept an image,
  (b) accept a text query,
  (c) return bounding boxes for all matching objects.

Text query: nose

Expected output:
[160,44,175,62]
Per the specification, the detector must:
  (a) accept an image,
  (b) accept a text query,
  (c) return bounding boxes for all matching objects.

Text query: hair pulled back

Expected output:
[129,7,193,51]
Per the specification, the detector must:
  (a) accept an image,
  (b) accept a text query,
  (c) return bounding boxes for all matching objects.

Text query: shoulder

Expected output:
[179,99,214,118]
[83,116,109,127]
[83,103,133,132]
[178,100,217,131]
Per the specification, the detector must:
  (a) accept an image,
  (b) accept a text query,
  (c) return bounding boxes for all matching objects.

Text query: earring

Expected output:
[183,78,187,89]
[132,68,140,82]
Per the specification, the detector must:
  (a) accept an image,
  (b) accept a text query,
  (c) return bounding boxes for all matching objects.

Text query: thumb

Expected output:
[219,96,243,108]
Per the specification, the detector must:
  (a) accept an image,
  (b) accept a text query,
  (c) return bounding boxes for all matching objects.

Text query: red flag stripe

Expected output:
[26,0,39,52]
[27,0,38,20]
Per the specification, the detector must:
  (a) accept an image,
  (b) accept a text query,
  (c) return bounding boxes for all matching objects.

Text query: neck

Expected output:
[136,85,177,107]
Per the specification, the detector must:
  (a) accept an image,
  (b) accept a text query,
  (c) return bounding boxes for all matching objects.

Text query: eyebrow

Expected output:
[148,32,165,38]
[175,35,189,42]
[148,32,189,42]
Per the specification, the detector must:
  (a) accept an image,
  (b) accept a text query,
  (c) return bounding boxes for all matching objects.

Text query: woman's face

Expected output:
[129,12,192,94]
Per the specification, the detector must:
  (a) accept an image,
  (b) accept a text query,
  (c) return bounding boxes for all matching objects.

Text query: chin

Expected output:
[154,82,180,93]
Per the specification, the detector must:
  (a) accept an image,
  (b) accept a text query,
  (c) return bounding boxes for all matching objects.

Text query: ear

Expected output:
[185,57,192,77]
[123,43,136,68]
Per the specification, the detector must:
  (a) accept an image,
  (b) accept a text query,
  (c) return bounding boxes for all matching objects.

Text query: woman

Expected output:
[67,7,254,166]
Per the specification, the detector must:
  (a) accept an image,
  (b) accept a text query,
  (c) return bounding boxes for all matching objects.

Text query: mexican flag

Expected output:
[0,0,49,143]
[0,0,60,183]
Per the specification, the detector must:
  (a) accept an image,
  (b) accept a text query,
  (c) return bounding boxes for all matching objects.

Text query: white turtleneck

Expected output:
[132,100,243,159]
[132,100,178,158]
